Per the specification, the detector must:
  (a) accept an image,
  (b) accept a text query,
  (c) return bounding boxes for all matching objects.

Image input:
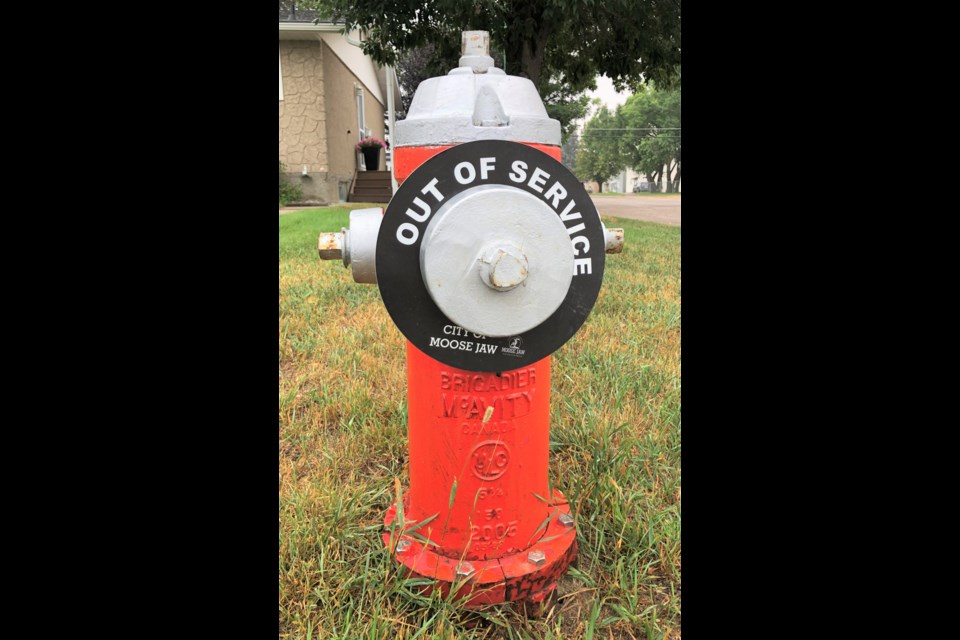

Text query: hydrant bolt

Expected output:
[456,562,476,579]
[558,513,575,527]
[395,539,412,553]
[480,245,529,291]
[527,550,546,566]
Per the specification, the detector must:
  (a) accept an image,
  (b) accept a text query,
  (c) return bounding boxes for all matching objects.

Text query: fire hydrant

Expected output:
[318,31,624,610]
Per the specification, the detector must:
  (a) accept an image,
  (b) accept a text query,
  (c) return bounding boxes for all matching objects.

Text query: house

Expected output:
[610,166,681,193]
[586,165,681,194]
[279,3,401,204]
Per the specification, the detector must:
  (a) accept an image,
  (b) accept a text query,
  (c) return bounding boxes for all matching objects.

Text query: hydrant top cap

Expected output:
[395,32,560,147]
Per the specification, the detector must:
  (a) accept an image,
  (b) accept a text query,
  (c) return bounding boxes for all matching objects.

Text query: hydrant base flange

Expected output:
[383,489,578,608]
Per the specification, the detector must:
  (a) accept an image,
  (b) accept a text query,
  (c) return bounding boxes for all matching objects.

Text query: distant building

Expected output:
[609,166,681,193]
[279,3,400,204]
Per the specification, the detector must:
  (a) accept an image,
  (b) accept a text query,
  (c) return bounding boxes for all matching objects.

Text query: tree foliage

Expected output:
[570,84,680,193]
[619,85,681,192]
[561,128,579,175]
[394,43,437,117]
[303,0,680,139]
[576,104,625,192]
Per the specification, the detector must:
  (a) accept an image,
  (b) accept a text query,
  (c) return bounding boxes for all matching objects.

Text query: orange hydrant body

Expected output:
[384,342,577,606]
[405,344,550,560]
[397,145,563,554]
[381,144,579,607]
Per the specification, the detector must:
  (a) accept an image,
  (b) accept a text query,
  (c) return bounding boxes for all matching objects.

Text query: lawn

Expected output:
[279,207,681,639]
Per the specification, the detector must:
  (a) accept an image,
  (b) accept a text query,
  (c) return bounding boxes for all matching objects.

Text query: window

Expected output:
[355,85,367,139]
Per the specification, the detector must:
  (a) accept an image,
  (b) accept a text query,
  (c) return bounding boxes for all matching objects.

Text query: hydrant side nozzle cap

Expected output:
[318,231,345,261]
[601,224,625,254]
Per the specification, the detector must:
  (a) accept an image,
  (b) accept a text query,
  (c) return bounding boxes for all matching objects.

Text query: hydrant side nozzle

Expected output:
[317,208,383,284]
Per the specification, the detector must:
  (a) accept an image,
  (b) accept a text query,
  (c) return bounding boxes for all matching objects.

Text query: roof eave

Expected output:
[279,22,342,32]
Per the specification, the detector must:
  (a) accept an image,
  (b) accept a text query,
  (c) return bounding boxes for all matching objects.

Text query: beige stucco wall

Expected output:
[322,41,385,175]
[279,38,386,204]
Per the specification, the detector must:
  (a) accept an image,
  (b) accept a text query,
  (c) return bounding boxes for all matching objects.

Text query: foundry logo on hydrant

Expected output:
[502,336,525,357]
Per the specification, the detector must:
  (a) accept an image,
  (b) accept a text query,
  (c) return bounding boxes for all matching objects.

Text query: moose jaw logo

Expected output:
[502,336,526,357]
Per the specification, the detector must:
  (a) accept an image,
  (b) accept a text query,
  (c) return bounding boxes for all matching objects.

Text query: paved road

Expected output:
[590,194,681,226]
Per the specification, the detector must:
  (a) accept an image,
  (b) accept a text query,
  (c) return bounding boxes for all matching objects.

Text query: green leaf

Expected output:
[409,531,440,547]
[525,510,557,547]
[407,512,438,532]
[448,478,458,509]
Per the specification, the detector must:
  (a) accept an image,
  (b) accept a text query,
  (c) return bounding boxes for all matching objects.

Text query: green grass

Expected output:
[280,206,681,639]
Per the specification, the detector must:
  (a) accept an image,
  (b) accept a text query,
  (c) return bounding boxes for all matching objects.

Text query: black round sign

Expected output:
[376,140,605,372]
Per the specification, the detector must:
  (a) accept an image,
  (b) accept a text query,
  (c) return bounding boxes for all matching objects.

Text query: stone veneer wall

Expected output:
[279,40,330,204]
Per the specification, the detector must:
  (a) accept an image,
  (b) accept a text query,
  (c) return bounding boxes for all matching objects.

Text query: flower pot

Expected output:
[361,147,381,171]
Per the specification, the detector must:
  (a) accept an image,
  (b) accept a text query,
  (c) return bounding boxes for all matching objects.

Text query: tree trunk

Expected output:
[519,38,546,87]
[595,177,603,193]
[506,5,550,86]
